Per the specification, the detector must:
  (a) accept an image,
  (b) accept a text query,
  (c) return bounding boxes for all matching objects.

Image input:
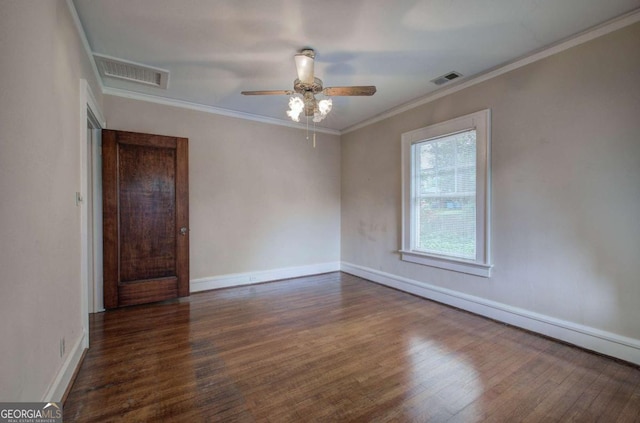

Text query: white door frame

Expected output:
[80,79,105,348]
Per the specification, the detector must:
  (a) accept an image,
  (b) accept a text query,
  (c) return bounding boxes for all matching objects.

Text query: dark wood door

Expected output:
[102,130,189,308]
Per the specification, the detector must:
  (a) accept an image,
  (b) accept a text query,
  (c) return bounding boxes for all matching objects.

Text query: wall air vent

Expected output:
[94,53,169,89]
[431,71,463,86]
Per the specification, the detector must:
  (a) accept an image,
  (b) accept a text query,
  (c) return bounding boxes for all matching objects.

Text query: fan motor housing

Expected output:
[294,78,323,95]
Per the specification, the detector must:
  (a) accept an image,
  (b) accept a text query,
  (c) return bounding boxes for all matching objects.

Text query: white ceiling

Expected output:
[72,0,640,132]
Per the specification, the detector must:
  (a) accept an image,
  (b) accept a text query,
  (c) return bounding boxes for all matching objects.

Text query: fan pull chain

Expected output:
[313,121,317,148]
[303,115,316,148]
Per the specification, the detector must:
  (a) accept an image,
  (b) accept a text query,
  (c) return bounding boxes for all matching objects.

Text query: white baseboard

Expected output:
[42,331,86,402]
[341,262,640,365]
[191,261,341,293]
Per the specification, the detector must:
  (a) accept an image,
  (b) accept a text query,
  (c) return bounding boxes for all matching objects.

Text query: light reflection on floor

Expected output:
[403,335,483,421]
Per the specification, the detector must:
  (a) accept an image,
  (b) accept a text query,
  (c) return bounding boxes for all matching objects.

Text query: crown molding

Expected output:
[65,0,104,91]
[342,8,640,134]
[102,87,341,135]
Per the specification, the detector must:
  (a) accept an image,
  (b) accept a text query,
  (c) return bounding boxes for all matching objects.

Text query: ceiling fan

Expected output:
[241,49,376,123]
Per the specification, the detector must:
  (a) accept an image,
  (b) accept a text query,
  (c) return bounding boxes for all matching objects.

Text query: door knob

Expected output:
[180,227,188,236]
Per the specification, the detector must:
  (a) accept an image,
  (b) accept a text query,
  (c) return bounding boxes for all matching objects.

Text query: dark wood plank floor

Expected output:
[64,272,640,422]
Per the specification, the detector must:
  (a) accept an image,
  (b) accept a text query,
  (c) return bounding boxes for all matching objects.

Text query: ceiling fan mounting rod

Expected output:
[299,48,316,59]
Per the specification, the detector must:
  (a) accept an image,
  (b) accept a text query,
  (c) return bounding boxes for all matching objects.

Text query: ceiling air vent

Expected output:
[431,71,462,86]
[94,53,169,89]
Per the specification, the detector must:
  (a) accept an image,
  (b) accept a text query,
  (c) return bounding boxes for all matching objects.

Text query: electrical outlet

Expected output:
[60,338,65,357]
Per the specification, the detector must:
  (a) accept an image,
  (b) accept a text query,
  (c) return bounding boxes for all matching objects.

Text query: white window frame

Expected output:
[400,109,492,277]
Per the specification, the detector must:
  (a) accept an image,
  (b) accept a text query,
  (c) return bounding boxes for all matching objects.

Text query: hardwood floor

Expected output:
[64,272,640,422]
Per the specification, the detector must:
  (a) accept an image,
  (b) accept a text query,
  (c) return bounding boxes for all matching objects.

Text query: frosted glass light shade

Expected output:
[287,96,304,122]
[318,99,332,115]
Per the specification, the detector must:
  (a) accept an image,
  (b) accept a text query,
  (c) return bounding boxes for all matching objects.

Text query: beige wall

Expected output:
[103,96,341,280]
[341,23,640,340]
[0,1,103,400]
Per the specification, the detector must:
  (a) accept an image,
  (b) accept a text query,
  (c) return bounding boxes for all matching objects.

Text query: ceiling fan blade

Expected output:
[323,86,377,96]
[241,90,294,95]
[294,50,315,84]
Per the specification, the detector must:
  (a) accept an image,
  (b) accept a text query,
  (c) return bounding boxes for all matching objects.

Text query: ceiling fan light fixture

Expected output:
[318,98,332,115]
[312,98,332,123]
[287,96,304,122]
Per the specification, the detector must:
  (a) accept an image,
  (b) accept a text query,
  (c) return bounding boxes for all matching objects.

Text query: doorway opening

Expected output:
[80,80,105,349]
[86,115,103,313]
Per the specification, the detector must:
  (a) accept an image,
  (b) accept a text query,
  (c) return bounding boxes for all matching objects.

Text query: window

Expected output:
[401,110,491,277]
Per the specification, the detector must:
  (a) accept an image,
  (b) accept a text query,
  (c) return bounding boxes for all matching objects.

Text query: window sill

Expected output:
[399,250,492,277]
